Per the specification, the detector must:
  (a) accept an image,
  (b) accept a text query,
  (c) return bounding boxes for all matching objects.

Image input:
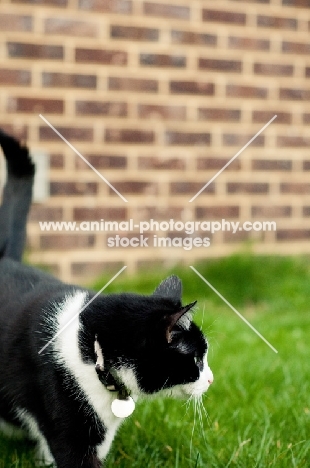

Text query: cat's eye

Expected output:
[194,356,203,371]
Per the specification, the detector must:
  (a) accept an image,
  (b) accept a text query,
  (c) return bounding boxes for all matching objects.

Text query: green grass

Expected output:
[1,254,310,467]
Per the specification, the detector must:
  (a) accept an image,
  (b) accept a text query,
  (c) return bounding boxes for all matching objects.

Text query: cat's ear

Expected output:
[165,301,197,343]
[153,275,182,301]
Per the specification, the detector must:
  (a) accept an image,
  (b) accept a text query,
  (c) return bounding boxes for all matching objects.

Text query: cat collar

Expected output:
[94,335,135,418]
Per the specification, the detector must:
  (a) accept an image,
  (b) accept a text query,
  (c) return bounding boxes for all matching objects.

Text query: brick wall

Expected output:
[1,0,310,282]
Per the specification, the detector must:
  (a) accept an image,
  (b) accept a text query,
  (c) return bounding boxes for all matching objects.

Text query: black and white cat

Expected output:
[0,129,213,468]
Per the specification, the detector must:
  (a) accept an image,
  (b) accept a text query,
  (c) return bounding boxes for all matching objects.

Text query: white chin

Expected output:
[161,364,214,399]
[190,365,213,396]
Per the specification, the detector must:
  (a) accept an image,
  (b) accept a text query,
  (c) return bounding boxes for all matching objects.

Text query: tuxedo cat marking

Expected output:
[0,129,213,467]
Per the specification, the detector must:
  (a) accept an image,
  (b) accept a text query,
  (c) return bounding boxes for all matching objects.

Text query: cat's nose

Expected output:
[206,367,214,385]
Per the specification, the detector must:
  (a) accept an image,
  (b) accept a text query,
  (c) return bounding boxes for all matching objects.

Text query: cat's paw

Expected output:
[35,444,55,467]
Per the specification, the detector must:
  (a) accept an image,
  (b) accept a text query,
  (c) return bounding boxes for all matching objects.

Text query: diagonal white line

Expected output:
[39,114,128,203]
[189,115,277,203]
[38,265,127,355]
[190,266,278,354]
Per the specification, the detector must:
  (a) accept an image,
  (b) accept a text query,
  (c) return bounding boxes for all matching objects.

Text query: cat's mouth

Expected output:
[190,364,213,396]
[157,363,214,399]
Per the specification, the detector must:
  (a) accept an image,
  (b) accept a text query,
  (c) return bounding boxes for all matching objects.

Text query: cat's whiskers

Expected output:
[160,378,170,394]
[183,394,194,417]
[200,304,206,332]
[188,393,212,461]
[197,397,207,442]
[200,395,211,426]
[189,396,197,458]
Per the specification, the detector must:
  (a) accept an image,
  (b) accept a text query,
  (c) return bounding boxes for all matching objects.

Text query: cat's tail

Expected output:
[0,129,35,262]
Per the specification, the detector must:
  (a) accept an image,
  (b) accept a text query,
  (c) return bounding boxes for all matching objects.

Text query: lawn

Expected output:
[1,254,309,467]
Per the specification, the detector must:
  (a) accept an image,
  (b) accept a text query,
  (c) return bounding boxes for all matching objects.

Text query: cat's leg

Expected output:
[35,438,55,466]
[46,435,102,468]
[52,450,102,468]
[14,408,55,466]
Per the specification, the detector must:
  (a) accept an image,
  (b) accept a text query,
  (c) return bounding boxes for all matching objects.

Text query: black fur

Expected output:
[0,130,209,467]
[0,129,34,261]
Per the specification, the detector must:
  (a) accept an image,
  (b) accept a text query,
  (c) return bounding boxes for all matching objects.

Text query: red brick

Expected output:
[230,0,269,2]
[282,41,310,55]
[45,18,97,37]
[50,182,98,196]
[280,88,310,100]
[71,261,124,277]
[253,111,291,124]
[105,129,154,144]
[254,62,293,76]
[109,181,158,195]
[40,126,93,141]
[227,84,268,99]
[29,206,63,222]
[199,58,242,73]
[197,157,241,171]
[277,136,310,147]
[257,14,297,30]
[50,153,64,169]
[304,114,310,124]
[111,25,158,41]
[144,2,190,20]
[0,14,32,31]
[171,30,216,46]
[138,104,186,120]
[276,229,310,241]
[283,0,310,7]
[198,108,240,121]
[170,80,214,95]
[170,182,215,195]
[40,234,95,250]
[7,97,64,114]
[12,0,67,5]
[281,183,310,193]
[202,9,246,25]
[224,231,261,243]
[108,76,158,93]
[196,206,239,218]
[136,206,183,219]
[140,54,185,68]
[303,160,310,170]
[252,206,291,217]
[0,68,31,86]
[165,132,211,146]
[79,0,132,13]
[7,42,63,60]
[76,100,127,117]
[76,48,127,65]
[223,134,264,147]
[75,154,127,169]
[138,157,185,170]
[228,36,269,50]
[42,72,96,89]
[252,159,292,171]
[227,183,269,194]
[73,207,127,221]
[167,232,191,241]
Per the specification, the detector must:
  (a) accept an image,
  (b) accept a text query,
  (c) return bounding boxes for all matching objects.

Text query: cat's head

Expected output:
[89,275,213,400]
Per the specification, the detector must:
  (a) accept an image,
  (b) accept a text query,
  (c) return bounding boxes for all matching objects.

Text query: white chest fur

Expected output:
[54,292,124,459]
